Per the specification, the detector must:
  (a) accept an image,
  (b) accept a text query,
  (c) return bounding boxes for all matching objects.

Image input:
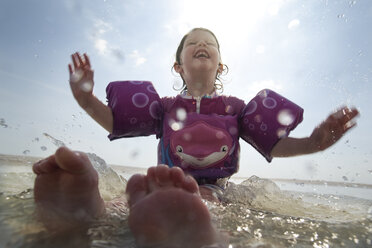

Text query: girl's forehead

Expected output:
[186,30,216,41]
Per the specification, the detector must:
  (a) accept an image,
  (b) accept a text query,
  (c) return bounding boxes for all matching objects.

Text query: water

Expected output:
[0,154,371,248]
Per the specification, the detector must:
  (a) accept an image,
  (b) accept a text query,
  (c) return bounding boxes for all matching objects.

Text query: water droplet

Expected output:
[216,131,225,139]
[349,0,357,7]
[40,146,47,151]
[176,108,187,121]
[23,150,30,155]
[169,119,183,131]
[277,109,295,126]
[229,126,238,135]
[225,105,233,114]
[130,150,139,159]
[70,69,83,83]
[276,128,287,138]
[254,114,262,123]
[0,118,8,128]
[183,133,192,141]
[81,81,93,92]
[342,176,348,181]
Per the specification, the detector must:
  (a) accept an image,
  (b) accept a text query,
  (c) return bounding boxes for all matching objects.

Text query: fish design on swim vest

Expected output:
[170,121,234,169]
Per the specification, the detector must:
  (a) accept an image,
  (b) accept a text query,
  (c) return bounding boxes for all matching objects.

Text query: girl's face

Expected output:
[176,30,221,84]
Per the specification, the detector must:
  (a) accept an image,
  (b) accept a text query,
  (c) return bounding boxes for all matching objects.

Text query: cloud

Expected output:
[129,50,147,66]
[95,39,108,54]
[288,19,300,30]
[92,19,113,38]
[90,19,125,62]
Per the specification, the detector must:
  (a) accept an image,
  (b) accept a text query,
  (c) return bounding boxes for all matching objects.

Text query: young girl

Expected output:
[33,28,359,247]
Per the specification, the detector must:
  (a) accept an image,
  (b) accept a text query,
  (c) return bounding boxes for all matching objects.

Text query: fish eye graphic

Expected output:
[220,145,228,152]
[176,145,183,153]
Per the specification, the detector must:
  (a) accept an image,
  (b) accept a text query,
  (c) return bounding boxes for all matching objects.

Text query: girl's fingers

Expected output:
[71,53,79,69]
[71,52,92,72]
[344,120,357,133]
[76,52,84,67]
[332,107,359,126]
[84,53,91,68]
[68,64,73,74]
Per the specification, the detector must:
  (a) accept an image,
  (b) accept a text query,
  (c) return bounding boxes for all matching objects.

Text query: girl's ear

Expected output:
[174,62,183,74]
[218,63,224,74]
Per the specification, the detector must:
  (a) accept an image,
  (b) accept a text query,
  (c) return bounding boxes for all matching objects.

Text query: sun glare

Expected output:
[173,0,286,47]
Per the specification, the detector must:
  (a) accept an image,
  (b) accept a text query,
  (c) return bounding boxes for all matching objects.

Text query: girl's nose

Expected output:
[197,40,207,46]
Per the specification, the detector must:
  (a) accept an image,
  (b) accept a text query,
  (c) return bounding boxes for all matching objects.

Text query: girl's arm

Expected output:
[271,106,359,157]
[68,52,113,133]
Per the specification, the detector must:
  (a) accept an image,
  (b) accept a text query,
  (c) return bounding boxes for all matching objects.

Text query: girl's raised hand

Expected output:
[68,52,94,107]
[309,106,359,151]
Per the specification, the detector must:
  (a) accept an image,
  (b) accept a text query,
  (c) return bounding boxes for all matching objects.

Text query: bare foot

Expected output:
[126,165,221,248]
[33,147,105,229]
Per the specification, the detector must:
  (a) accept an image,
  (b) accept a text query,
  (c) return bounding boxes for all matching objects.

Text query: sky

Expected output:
[0,0,371,184]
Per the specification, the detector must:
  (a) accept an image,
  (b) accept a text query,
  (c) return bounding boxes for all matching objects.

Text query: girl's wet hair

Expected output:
[173,27,228,93]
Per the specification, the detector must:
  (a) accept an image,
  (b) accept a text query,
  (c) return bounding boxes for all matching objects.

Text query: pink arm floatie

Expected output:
[240,89,304,162]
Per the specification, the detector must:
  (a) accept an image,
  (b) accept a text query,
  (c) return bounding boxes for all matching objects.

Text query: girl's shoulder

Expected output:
[220,95,246,114]
[160,95,178,112]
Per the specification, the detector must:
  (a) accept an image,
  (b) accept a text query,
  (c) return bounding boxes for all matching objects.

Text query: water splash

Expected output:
[43,133,66,147]
[22,150,30,155]
[86,153,127,201]
[0,118,8,128]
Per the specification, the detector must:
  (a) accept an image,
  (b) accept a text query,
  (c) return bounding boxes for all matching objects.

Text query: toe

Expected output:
[169,166,184,185]
[55,147,92,174]
[126,174,148,206]
[147,167,158,191]
[32,156,58,174]
[182,175,199,194]
[169,167,199,194]
[154,165,172,187]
